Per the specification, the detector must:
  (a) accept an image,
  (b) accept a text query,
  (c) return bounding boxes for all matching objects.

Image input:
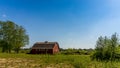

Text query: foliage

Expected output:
[20,48,31,53]
[60,48,93,55]
[91,33,120,61]
[0,21,29,53]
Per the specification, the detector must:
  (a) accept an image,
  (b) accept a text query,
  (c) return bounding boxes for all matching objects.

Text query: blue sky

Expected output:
[0,0,120,48]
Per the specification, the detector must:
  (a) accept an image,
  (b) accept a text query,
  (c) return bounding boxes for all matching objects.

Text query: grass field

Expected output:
[0,53,120,68]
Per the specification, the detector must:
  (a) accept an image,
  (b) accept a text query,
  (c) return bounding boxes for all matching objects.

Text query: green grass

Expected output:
[0,53,120,68]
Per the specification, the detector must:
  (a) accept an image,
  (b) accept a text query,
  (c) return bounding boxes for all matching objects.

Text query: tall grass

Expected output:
[0,53,120,68]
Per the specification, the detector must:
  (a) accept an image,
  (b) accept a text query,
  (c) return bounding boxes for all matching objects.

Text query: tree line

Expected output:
[60,48,93,55]
[0,21,29,53]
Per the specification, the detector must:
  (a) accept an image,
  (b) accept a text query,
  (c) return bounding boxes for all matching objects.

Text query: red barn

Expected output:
[30,41,60,54]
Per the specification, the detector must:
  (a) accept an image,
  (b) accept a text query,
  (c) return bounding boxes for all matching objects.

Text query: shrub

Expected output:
[91,33,120,61]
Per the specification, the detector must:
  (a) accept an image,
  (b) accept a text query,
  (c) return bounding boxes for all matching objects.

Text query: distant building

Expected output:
[30,41,60,54]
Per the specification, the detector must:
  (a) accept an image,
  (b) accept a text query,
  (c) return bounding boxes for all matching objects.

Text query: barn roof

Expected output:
[32,41,59,49]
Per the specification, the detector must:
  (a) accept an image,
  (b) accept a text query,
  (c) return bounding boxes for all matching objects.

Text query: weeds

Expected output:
[0,53,120,68]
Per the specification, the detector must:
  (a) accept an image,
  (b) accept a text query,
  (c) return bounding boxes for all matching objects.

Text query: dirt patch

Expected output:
[0,58,73,68]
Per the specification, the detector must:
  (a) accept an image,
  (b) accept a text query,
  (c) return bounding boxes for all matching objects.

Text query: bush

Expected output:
[91,33,120,61]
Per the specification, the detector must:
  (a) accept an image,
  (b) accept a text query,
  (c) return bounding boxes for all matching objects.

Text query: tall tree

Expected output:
[91,33,120,61]
[13,25,29,53]
[110,33,119,60]
[0,21,29,53]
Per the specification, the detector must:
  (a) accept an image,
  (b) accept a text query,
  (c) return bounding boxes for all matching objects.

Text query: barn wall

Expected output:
[30,42,60,54]
[53,44,59,54]
[30,49,53,54]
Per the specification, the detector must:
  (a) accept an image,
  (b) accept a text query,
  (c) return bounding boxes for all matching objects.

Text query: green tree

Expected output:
[0,21,29,53]
[110,33,119,60]
[13,25,29,53]
[91,33,120,61]
[0,21,15,53]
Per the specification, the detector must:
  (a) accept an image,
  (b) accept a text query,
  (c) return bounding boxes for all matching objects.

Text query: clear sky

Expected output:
[0,0,120,49]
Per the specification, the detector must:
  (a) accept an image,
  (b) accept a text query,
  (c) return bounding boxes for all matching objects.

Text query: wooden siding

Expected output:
[30,42,60,54]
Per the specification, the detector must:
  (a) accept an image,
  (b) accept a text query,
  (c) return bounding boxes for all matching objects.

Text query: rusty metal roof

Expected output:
[32,42,59,49]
